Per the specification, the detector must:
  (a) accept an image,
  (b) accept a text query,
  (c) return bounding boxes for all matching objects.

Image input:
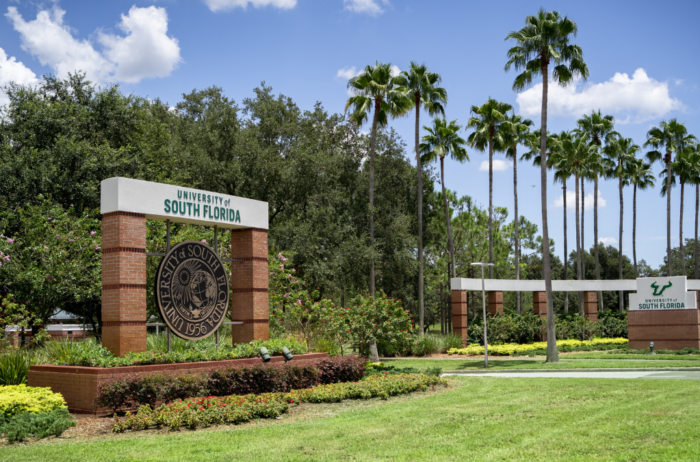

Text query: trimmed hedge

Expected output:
[0,408,76,443]
[0,385,67,417]
[448,338,629,356]
[97,356,366,412]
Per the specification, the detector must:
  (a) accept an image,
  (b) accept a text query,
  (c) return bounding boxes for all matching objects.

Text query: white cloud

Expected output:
[390,65,401,77]
[554,190,606,211]
[674,79,683,86]
[0,47,39,106]
[98,6,181,83]
[599,237,618,246]
[336,66,359,80]
[343,0,389,16]
[479,159,511,172]
[516,68,683,124]
[203,0,297,12]
[6,5,181,85]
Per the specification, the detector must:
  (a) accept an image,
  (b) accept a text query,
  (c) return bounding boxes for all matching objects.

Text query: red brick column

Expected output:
[101,212,147,357]
[583,291,598,321]
[533,291,547,318]
[488,291,504,316]
[628,309,700,350]
[451,290,468,346]
[230,228,269,344]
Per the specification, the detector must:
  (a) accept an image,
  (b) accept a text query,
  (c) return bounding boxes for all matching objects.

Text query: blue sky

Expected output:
[1,0,698,269]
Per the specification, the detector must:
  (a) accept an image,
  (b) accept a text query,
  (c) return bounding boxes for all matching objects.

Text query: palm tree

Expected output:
[645,119,697,276]
[604,137,639,310]
[466,98,513,278]
[627,159,655,277]
[505,9,588,362]
[667,146,700,276]
[346,62,410,297]
[393,63,447,336]
[501,112,533,313]
[689,144,700,279]
[576,111,617,311]
[550,133,574,312]
[420,118,469,280]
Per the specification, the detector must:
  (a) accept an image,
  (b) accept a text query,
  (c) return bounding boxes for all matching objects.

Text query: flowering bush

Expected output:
[0,385,67,417]
[111,373,447,433]
[447,338,629,356]
[97,356,366,412]
[0,295,50,348]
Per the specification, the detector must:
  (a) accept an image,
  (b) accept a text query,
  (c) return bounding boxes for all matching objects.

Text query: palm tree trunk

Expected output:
[680,180,686,275]
[441,156,456,278]
[415,95,424,335]
[488,129,494,278]
[695,184,699,279]
[563,180,569,313]
[618,173,624,312]
[594,175,603,312]
[513,144,521,314]
[667,149,673,276]
[581,178,586,278]
[633,184,638,278]
[369,99,379,297]
[576,174,582,315]
[540,64,558,362]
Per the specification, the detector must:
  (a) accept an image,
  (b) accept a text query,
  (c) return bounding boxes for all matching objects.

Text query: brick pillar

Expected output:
[583,291,598,321]
[533,291,547,318]
[101,212,147,357]
[488,291,504,316]
[230,228,269,344]
[451,290,468,346]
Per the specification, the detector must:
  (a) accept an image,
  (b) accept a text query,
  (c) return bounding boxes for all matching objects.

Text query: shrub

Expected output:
[0,408,75,443]
[0,385,67,417]
[447,338,629,356]
[97,356,366,412]
[0,349,36,385]
[599,316,628,338]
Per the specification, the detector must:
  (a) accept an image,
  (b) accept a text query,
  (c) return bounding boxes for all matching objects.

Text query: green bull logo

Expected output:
[651,280,672,296]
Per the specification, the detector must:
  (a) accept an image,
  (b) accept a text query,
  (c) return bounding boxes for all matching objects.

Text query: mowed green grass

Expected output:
[384,358,700,371]
[565,352,700,361]
[4,377,700,461]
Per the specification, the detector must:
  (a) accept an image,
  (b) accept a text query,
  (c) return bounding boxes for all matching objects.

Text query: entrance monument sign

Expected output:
[629,276,696,311]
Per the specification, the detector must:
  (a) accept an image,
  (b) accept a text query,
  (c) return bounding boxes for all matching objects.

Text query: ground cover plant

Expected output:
[0,385,75,443]
[96,356,365,412]
[447,337,628,356]
[4,377,700,460]
[110,373,447,434]
[383,358,700,371]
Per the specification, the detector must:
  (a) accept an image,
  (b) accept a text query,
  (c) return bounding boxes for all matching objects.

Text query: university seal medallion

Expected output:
[156,241,229,340]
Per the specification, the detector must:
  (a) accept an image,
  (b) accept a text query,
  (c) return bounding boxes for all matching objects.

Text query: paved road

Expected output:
[443,370,700,380]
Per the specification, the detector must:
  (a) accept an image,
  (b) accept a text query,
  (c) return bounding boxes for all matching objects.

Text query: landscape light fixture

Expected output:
[259,347,271,362]
[282,347,294,362]
[471,262,494,368]
[649,341,655,355]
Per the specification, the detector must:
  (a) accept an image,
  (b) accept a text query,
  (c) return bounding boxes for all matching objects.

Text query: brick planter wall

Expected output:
[28,353,329,415]
[628,310,700,350]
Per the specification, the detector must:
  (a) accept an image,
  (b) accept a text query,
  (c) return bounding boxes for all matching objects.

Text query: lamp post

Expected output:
[471,262,494,368]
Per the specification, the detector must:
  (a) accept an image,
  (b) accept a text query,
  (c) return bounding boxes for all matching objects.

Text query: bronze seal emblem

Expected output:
[156,241,229,340]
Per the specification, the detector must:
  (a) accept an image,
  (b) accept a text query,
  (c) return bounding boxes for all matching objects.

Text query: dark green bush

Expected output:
[0,408,75,442]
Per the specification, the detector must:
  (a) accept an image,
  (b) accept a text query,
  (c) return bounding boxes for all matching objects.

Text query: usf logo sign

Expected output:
[629,276,696,311]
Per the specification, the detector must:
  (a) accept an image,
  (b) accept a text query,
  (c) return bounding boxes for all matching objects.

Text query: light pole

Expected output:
[471,262,494,368]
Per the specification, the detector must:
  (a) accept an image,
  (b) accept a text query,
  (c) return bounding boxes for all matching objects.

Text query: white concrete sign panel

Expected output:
[629,276,696,311]
[101,177,268,230]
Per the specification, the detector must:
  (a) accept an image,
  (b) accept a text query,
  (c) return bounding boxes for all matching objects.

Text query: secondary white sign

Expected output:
[101,177,268,229]
[629,276,696,310]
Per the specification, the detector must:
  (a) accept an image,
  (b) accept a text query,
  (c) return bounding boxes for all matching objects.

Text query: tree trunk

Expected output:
[667,149,673,276]
[594,175,603,312]
[369,99,380,297]
[513,144,521,314]
[575,174,583,315]
[633,184,638,278]
[695,184,699,279]
[488,128,494,278]
[680,180,686,275]
[540,62,558,362]
[415,94,424,335]
[581,178,586,278]
[618,172,624,312]
[563,180,569,313]
[441,156,456,278]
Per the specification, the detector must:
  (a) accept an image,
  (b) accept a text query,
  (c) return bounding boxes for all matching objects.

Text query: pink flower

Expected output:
[90,231,96,236]
[44,246,49,250]
[2,256,9,262]
[284,293,290,298]
[279,264,284,270]
[95,246,101,251]
[296,300,302,305]
[56,234,61,238]
[6,238,14,244]
[201,239,207,244]
[291,269,296,273]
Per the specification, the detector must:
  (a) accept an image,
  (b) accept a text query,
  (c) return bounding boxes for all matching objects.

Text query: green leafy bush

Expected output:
[0,408,75,443]
[0,385,67,417]
[0,349,36,385]
[408,333,466,357]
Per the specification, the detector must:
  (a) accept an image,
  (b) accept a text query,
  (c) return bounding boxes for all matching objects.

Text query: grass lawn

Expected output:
[384,358,700,371]
[565,352,700,361]
[4,377,700,461]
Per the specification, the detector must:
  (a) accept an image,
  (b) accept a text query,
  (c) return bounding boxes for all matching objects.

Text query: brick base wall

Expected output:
[583,291,598,322]
[28,353,329,415]
[488,291,504,316]
[628,309,700,350]
[451,290,468,346]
